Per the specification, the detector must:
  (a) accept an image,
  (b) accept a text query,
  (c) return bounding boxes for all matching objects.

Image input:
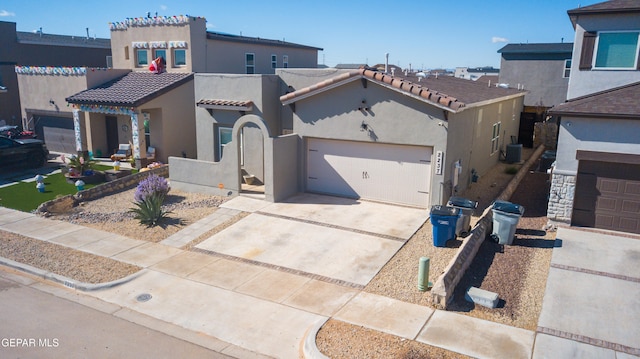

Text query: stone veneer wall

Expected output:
[431,144,546,308]
[37,166,169,215]
[546,172,575,227]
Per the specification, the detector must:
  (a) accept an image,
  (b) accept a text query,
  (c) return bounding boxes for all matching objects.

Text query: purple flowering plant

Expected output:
[134,174,170,203]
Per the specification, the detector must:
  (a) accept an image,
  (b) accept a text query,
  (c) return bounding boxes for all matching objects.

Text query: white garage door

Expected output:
[306,138,432,207]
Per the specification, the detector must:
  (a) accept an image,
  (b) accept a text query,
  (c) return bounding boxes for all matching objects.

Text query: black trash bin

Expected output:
[430,205,459,247]
[447,196,478,237]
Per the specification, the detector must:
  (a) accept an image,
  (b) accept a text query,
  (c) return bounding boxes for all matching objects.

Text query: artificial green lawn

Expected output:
[0,164,131,212]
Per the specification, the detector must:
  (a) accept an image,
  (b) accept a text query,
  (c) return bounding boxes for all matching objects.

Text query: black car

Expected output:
[0,136,49,168]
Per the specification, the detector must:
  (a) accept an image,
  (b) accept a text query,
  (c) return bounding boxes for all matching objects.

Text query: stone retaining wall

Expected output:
[431,144,546,308]
[37,166,169,215]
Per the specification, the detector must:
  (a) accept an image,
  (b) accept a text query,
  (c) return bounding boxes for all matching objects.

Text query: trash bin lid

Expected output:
[492,200,524,215]
[447,196,478,209]
[430,205,459,216]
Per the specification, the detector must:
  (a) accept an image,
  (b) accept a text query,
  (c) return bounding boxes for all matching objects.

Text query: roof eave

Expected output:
[281,75,362,105]
[548,110,640,119]
[459,91,527,112]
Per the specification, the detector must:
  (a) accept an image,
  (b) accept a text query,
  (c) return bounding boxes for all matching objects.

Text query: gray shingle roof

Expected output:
[549,81,640,119]
[206,31,323,51]
[568,0,640,15]
[17,31,110,49]
[66,72,193,107]
[498,43,574,54]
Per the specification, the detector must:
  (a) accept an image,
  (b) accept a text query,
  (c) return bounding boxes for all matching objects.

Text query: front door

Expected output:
[106,116,119,156]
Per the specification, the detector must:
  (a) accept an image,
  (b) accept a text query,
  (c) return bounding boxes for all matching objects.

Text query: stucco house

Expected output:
[0,21,111,129]
[170,68,525,208]
[547,0,640,234]
[16,15,321,166]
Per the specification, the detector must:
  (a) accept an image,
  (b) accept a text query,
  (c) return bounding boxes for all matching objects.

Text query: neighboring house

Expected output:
[170,68,525,208]
[16,15,321,166]
[0,21,111,128]
[454,66,500,81]
[547,0,640,235]
[108,15,322,73]
[497,43,573,109]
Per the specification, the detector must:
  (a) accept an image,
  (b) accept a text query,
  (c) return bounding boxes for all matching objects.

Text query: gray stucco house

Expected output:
[547,0,640,235]
[498,43,573,109]
[170,68,525,208]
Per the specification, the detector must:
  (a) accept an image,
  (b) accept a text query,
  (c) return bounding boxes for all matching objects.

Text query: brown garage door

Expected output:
[573,161,640,234]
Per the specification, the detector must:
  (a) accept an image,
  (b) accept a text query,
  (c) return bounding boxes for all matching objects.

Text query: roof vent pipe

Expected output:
[385,53,389,73]
[86,27,89,40]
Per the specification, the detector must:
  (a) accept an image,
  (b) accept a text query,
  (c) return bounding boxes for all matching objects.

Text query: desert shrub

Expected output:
[129,192,172,227]
[505,166,519,175]
[134,174,170,203]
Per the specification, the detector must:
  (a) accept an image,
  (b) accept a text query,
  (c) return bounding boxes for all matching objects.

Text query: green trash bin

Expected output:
[491,200,525,245]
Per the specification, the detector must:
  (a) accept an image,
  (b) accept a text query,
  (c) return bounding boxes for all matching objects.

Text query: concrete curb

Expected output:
[0,256,146,291]
[300,318,330,359]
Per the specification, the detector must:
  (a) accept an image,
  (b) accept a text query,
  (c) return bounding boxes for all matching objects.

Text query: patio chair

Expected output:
[146,146,156,161]
[112,144,131,161]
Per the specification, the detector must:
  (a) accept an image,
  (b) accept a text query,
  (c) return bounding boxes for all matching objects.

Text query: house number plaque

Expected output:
[435,151,443,175]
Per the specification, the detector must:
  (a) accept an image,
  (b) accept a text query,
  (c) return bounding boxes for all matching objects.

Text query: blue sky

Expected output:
[1,0,600,69]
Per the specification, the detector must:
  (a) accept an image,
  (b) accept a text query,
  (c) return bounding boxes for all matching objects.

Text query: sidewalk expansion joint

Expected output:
[254,211,406,242]
[191,248,365,290]
[550,263,640,283]
[537,326,640,356]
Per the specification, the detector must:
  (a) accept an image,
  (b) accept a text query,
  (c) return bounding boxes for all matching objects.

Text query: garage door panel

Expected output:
[575,160,640,234]
[307,138,431,207]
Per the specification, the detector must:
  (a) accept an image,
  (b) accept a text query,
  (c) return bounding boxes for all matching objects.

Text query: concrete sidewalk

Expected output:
[8,198,638,358]
[0,196,540,358]
[534,227,640,358]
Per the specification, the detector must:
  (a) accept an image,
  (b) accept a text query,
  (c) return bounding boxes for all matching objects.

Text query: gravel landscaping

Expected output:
[1,148,555,358]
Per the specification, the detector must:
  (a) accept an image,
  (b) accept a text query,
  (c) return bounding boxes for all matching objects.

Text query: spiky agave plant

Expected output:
[129,192,171,227]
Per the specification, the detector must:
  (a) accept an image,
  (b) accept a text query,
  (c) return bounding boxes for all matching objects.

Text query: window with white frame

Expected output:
[173,49,186,66]
[271,54,277,69]
[283,55,288,68]
[136,49,148,67]
[154,49,166,62]
[563,59,571,78]
[246,53,255,74]
[594,31,639,69]
[218,127,233,161]
[491,122,501,154]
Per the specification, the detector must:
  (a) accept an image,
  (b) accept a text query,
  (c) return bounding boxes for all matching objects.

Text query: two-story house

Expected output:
[0,21,111,131]
[547,0,640,234]
[16,15,321,166]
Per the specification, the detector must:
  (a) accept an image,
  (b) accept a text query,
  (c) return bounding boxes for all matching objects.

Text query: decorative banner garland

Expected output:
[74,104,137,116]
[132,41,148,49]
[150,41,167,49]
[168,41,188,48]
[15,66,88,76]
[109,15,204,30]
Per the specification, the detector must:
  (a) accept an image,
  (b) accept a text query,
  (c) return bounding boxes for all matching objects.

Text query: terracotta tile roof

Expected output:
[549,81,640,119]
[66,72,193,107]
[197,99,254,111]
[280,68,524,112]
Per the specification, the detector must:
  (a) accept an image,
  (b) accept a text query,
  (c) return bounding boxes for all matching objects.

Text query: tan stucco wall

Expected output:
[205,40,319,74]
[139,79,196,161]
[109,18,206,72]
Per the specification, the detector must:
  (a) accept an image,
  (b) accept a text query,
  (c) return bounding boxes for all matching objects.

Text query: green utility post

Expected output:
[418,257,432,291]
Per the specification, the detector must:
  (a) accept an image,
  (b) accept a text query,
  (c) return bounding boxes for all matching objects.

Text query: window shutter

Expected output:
[579,31,597,70]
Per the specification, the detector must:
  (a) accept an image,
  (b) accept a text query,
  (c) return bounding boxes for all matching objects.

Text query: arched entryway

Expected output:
[231,115,272,199]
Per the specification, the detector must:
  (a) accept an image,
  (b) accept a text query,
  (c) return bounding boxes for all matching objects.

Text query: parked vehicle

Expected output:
[0,125,37,139]
[0,136,49,168]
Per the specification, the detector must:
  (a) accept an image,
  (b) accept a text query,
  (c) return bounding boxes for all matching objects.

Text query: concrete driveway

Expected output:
[197,193,429,287]
[534,227,640,358]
